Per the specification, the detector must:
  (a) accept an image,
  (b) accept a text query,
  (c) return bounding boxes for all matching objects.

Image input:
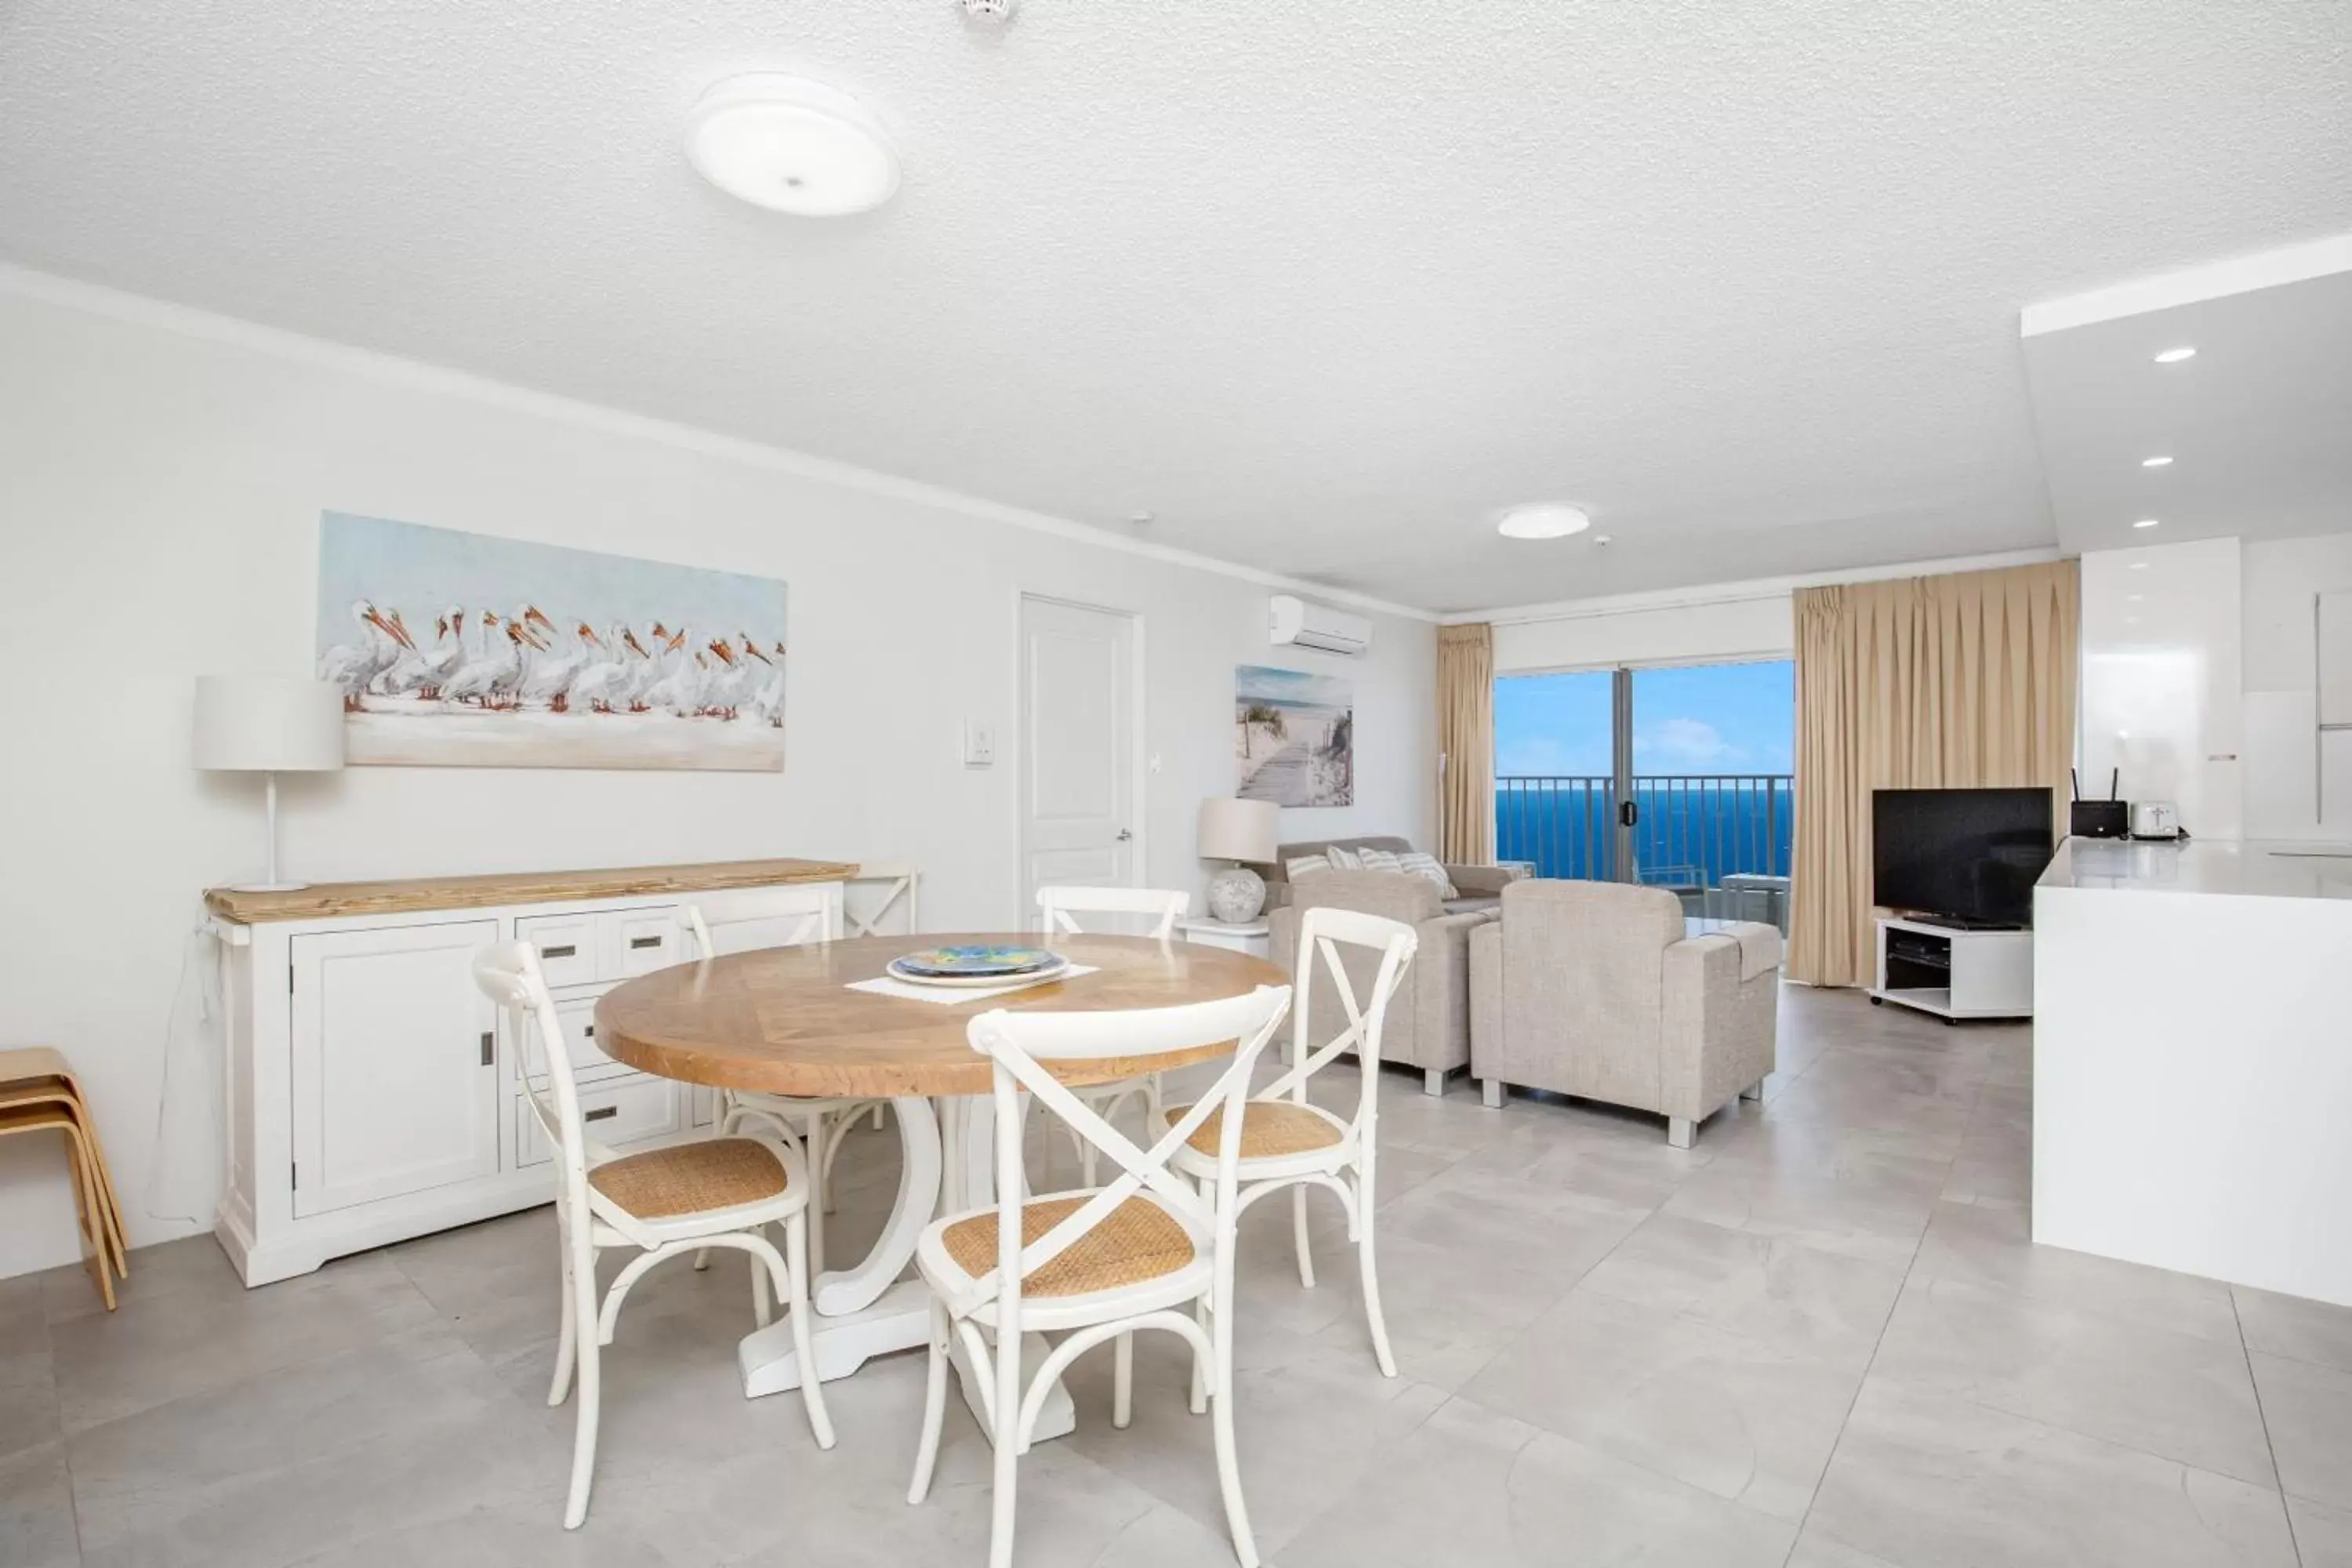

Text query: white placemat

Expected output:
[846,963,1099,1007]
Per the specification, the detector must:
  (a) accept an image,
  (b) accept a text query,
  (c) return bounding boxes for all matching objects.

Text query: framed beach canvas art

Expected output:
[314,513,788,770]
[1236,664,1353,807]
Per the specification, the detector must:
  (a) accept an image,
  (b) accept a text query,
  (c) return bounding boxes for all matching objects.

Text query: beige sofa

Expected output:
[1468,880,1780,1147]
[1269,870,1493,1096]
[1264,835,1520,916]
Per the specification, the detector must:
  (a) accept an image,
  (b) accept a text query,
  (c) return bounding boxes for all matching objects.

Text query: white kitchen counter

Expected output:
[2041,835,2352,900]
[2033,837,2352,1308]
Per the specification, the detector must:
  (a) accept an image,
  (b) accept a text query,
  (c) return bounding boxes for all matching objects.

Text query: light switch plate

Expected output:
[964,720,996,768]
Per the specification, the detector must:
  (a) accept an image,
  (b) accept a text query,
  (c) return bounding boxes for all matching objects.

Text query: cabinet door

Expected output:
[291,920,502,1218]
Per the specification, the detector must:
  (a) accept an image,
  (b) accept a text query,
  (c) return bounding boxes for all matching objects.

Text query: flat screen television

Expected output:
[1872,787,2054,929]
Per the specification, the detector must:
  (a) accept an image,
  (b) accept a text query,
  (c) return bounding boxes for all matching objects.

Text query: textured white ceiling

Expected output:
[2,2,2347,613]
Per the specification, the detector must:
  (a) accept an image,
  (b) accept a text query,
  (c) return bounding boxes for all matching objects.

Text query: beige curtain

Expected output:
[1787,561,2079,987]
[1437,622,1495,865]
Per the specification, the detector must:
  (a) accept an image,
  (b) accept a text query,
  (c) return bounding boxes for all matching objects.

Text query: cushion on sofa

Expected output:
[1396,851,1457,899]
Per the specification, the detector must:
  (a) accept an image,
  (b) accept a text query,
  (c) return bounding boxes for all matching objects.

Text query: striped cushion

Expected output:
[1325,845,1364,871]
[1286,855,1334,880]
[1396,852,1457,899]
[1357,848,1404,873]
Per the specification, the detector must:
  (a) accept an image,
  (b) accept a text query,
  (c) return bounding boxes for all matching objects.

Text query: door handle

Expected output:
[479,1031,495,1067]
[1115,829,1134,842]
[1618,800,1639,827]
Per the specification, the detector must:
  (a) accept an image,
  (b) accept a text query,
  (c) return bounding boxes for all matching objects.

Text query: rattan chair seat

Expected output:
[940,1195,1196,1297]
[1164,1098,1345,1160]
[589,1137,788,1219]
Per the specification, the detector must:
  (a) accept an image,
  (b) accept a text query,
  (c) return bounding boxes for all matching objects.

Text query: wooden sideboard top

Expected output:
[205,857,860,924]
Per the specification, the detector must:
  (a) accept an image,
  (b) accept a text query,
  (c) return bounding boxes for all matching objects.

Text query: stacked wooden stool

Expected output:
[0,1047,126,1309]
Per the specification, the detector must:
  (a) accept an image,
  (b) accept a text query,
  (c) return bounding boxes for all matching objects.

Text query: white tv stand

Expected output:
[1869,916,2033,1023]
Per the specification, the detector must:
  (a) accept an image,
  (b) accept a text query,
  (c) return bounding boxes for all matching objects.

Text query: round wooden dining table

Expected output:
[595,930,1287,1433]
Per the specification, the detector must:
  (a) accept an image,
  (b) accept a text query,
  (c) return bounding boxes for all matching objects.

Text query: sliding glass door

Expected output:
[1494,667,1624,880]
[1495,659,1795,929]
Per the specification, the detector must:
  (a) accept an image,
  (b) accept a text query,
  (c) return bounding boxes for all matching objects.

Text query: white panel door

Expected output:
[291,920,502,1218]
[1021,596,1137,918]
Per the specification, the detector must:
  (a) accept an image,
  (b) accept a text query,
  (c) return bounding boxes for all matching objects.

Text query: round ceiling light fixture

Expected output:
[686,75,899,216]
[1496,503,1592,540]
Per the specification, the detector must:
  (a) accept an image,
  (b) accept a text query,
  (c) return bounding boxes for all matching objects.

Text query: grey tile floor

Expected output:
[6,985,2350,1566]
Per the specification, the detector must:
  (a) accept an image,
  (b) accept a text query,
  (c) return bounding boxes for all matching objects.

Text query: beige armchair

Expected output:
[1269,870,1491,1096]
[1468,880,1780,1147]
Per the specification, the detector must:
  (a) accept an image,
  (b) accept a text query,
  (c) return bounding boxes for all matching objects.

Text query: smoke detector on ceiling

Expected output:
[684,74,899,216]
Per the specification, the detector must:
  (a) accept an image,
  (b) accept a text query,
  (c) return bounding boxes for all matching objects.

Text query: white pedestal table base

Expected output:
[731,1090,1076,1444]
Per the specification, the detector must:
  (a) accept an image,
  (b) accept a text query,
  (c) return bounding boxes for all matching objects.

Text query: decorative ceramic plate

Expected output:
[885,946,1068,986]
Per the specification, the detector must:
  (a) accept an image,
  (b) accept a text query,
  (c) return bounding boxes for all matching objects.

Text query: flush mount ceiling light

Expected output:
[2133,518,2161,529]
[2141,455,2174,467]
[2153,346,2198,364]
[1497,503,1592,540]
[685,75,898,216]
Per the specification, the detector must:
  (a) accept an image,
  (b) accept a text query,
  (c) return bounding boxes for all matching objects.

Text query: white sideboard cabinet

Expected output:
[206,858,852,1286]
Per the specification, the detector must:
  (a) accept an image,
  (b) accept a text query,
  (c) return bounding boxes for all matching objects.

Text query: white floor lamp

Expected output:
[194,676,347,892]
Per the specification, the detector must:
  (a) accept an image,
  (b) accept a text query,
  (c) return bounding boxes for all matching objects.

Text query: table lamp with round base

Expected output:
[194,676,347,892]
[1197,797,1280,924]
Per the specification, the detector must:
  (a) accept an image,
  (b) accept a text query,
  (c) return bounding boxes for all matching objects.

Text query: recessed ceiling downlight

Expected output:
[1497,503,1592,540]
[686,75,898,216]
[2153,347,2198,364]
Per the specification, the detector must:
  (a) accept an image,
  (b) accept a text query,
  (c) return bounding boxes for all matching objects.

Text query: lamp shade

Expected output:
[193,677,347,772]
[1196,797,1279,863]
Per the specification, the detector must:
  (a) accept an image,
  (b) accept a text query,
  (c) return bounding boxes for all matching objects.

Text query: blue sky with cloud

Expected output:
[1495,660,1794,777]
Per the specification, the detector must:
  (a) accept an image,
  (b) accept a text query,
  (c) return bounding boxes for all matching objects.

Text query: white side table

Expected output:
[1177,917,1271,960]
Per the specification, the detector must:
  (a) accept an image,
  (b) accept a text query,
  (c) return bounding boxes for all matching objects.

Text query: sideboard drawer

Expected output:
[516,913,600,988]
[521,993,628,1084]
[606,908,680,977]
[513,1076,684,1168]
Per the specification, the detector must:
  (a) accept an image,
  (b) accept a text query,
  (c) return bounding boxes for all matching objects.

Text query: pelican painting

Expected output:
[315,513,788,770]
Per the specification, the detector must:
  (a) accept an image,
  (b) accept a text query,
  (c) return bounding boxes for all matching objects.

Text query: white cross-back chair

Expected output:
[906,982,1292,1568]
[678,897,872,1276]
[471,941,833,1530]
[1034,884,1190,1185]
[1166,905,1417,1379]
[840,864,920,1134]
[846,862,921,938]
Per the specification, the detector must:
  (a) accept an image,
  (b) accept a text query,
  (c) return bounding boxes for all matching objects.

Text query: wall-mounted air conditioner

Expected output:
[1269,593,1372,657]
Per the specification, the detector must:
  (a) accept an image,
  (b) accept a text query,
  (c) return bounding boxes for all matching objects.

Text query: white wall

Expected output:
[1494,596,1792,674]
[2078,537,2245,843]
[0,281,1435,1278]
[2241,531,2352,837]
[1483,548,2064,676]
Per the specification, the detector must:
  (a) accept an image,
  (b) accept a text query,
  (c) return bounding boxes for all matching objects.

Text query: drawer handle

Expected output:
[539,944,578,960]
[583,1105,619,1123]
[583,1024,595,1038]
[630,935,664,950]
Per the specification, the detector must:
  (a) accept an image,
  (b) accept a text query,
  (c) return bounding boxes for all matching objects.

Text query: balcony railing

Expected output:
[1496,774,1795,924]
